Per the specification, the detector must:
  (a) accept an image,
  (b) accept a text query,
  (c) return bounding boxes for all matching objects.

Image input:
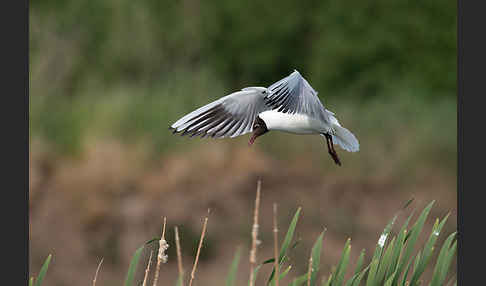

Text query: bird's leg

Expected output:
[325,133,341,166]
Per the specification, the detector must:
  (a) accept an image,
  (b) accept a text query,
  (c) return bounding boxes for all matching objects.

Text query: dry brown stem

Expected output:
[92,257,104,286]
[175,226,184,286]
[142,251,153,286]
[189,211,209,286]
[152,217,168,286]
[249,180,262,286]
[273,203,279,286]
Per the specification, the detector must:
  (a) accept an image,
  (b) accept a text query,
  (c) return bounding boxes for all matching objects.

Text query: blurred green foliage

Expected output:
[30,0,455,96]
[29,0,456,161]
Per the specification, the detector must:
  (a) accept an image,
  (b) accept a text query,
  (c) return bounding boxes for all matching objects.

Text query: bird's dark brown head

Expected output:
[249,116,268,146]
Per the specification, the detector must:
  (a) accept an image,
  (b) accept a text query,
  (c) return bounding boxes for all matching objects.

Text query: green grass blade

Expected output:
[270,265,292,286]
[402,198,415,210]
[445,276,457,286]
[351,265,370,286]
[409,250,422,286]
[409,213,450,286]
[124,245,144,286]
[375,236,395,284]
[226,247,241,286]
[365,258,379,286]
[322,274,333,286]
[34,254,52,286]
[279,207,302,262]
[383,271,396,286]
[438,240,457,286]
[145,237,161,245]
[280,265,292,279]
[289,274,307,286]
[267,208,302,284]
[29,277,34,286]
[262,258,275,264]
[371,213,397,269]
[392,201,435,285]
[248,264,262,286]
[387,212,414,278]
[344,249,366,286]
[430,232,457,286]
[365,213,397,286]
[399,254,415,286]
[310,230,326,286]
[332,238,351,286]
[344,274,358,286]
[353,249,366,277]
[176,274,183,286]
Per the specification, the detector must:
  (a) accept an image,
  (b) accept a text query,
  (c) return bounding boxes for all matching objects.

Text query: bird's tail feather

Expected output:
[324,124,359,152]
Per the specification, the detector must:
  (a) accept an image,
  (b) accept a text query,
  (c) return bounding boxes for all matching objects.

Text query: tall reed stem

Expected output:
[249,180,261,286]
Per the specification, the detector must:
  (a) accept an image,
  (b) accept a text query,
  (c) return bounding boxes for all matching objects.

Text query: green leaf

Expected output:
[439,240,457,285]
[344,274,358,286]
[262,258,275,264]
[310,230,326,286]
[383,271,396,286]
[270,265,292,286]
[392,201,434,285]
[351,265,370,286]
[410,250,422,285]
[34,254,52,286]
[365,259,379,286]
[409,213,449,285]
[29,277,34,286]
[371,214,397,266]
[124,245,144,286]
[322,273,333,286]
[279,207,302,263]
[402,198,415,210]
[387,213,413,279]
[344,249,366,286]
[332,238,351,286]
[267,207,302,284]
[248,264,262,286]
[289,274,307,286]
[226,247,241,286]
[375,236,395,284]
[430,232,457,286]
[145,237,161,245]
[175,274,183,286]
[353,249,366,277]
[365,213,398,286]
[445,276,457,286]
[399,254,414,286]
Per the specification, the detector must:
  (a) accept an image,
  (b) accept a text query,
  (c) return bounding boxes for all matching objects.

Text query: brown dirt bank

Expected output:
[29,139,456,286]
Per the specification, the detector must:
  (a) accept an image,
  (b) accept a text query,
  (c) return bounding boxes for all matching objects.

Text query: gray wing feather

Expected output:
[265,70,331,123]
[170,88,269,138]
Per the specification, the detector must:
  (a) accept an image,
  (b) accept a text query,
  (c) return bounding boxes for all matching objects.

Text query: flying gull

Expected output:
[169,70,359,166]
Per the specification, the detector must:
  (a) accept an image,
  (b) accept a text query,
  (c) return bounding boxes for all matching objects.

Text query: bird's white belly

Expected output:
[258,111,326,134]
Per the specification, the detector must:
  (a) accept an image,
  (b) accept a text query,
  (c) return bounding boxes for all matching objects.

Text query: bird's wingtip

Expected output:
[169,126,180,134]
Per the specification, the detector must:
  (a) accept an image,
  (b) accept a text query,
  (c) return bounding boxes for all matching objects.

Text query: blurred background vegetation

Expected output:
[29,0,456,285]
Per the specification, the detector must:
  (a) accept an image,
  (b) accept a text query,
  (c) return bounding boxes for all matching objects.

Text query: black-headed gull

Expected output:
[169,70,359,166]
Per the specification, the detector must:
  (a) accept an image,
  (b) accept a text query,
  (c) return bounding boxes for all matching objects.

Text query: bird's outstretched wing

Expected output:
[265,70,331,123]
[170,87,270,138]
